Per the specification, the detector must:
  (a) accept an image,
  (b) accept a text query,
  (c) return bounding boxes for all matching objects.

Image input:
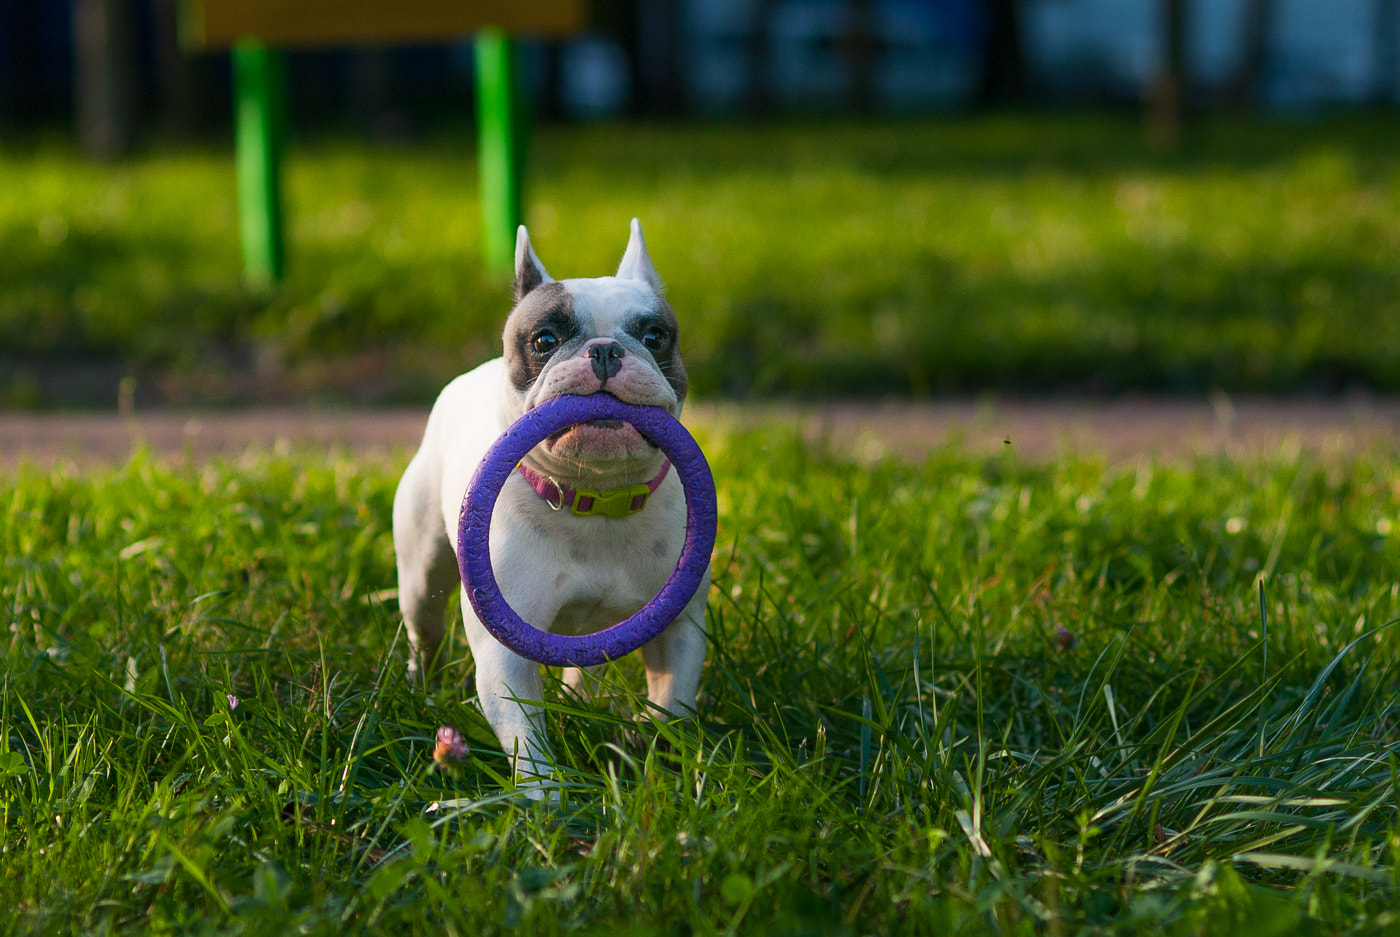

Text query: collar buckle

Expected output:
[569,483,653,518]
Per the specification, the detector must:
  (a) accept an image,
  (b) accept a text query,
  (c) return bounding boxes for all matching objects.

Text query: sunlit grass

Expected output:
[3,430,1399,933]
[4,115,1400,403]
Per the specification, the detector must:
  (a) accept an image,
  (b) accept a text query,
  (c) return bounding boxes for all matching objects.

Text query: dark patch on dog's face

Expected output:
[622,298,688,403]
[503,283,581,391]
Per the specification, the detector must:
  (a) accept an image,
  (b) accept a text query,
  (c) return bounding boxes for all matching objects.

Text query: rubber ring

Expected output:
[457,394,716,667]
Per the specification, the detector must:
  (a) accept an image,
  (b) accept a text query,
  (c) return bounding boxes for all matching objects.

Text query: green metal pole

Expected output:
[474,29,522,275]
[233,39,286,287]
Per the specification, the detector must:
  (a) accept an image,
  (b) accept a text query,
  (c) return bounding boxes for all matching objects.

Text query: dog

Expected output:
[392,219,709,784]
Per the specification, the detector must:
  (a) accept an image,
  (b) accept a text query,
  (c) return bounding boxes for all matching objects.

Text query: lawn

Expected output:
[5,114,1400,405]
[3,431,1399,934]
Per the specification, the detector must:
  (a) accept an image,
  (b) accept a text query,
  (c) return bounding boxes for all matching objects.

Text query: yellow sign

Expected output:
[181,0,584,49]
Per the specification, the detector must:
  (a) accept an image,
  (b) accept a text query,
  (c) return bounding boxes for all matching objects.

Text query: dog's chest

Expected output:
[540,539,678,634]
[491,492,686,635]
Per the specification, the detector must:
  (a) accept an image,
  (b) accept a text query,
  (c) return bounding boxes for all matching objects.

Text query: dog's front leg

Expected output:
[460,595,555,788]
[639,567,710,719]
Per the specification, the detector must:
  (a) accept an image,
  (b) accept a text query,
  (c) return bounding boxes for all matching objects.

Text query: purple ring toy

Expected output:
[457,394,716,668]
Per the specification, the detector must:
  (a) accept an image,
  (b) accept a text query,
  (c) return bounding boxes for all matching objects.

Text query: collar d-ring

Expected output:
[543,476,564,510]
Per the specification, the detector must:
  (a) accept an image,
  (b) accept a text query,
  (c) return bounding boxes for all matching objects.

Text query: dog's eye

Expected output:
[531,331,559,355]
[641,327,670,352]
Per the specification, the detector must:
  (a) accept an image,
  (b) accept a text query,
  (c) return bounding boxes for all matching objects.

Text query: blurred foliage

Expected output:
[4,114,1400,405]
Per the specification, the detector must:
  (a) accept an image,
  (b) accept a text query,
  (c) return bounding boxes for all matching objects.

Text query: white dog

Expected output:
[392,219,709,782]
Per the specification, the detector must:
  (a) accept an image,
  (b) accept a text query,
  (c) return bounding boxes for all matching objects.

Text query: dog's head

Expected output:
[501,219,687,481]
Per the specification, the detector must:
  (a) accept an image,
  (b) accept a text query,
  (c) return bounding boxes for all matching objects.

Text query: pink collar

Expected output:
[515,460,672,518]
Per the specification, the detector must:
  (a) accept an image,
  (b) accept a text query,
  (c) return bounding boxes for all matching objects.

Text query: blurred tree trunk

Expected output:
[349,49,397,137]
[593,0,640,116]
[1146,0,1185,149]
[978,0,1028,106]
[1373,0,1398,105]
[746,0,776,115]
[1227,0,1270,111]
[636,0,683,116]
[72,0,138,158]
[151,0,195,136]
[536,41,563,120]
[848,0,876,113]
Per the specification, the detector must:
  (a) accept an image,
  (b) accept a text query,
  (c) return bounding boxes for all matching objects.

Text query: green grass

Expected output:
[4,431,1400,934]
[6,114,1400,404]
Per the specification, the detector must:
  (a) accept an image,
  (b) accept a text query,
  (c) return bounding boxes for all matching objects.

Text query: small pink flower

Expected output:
[433,726,468,765]
[1054,626,1078,651]
[226,693,240,711]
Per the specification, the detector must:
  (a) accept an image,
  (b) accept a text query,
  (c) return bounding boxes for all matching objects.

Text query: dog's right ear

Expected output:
[514,225,554,301]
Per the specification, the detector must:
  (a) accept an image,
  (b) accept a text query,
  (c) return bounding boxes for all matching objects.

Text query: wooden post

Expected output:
[474,29,523,275]
[233,39,286,287]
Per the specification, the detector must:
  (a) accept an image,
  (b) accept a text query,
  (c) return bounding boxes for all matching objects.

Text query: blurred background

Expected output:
[3,0,1400,406]
[9,0,1400,134]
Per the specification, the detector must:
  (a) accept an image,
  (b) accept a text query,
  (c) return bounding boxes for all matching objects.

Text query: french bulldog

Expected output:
[392,219,709,784]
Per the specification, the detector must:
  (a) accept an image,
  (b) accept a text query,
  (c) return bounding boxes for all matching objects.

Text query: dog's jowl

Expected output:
[392,219,709,789]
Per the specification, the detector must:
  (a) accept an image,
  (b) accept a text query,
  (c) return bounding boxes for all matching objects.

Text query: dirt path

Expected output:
[3,397,1399,471]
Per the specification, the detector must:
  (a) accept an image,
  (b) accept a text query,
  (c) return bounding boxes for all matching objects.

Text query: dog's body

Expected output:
[392,220,708,780]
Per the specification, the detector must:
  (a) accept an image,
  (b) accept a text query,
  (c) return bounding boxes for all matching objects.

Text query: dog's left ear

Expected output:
[515,225,554,301]
[616,218,662,291]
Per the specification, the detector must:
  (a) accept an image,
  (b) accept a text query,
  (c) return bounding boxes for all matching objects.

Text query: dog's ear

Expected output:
[514,225,553,301]
[616,218,661,291]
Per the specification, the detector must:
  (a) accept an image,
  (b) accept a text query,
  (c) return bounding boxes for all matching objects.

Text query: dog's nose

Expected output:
[587,342,625,382]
